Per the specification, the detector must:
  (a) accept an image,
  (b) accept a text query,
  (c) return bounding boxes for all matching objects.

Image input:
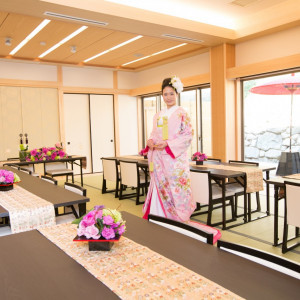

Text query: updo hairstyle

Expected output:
[161,78,176,94]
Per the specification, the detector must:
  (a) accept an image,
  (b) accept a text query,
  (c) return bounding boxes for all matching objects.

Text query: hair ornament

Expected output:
[170,76,183,93]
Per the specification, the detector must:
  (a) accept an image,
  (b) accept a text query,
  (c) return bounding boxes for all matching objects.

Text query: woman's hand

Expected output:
[154,141,168,151]
[147,139,155,150]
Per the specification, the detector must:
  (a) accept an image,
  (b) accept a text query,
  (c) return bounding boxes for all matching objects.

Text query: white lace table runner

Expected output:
[39,223,243,300]
[0,185,55,233]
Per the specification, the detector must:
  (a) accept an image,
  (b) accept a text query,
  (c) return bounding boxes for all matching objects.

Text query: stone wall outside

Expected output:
[244,126,300,163]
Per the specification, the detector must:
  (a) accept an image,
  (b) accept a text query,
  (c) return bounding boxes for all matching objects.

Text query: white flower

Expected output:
[170,76,183,93]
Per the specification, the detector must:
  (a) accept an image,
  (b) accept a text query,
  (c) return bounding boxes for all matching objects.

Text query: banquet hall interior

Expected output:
[0,0,299,298]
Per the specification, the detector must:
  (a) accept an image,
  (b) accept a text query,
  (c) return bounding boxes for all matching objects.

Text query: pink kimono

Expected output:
[143,106,196,222]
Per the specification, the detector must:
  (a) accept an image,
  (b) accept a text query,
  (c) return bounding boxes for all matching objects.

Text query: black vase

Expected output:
[0,184,14,191]
[88,240,115,251]
[196,161,203,165]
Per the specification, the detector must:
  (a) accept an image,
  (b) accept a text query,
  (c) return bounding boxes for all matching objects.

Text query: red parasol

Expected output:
[250,73,300,151]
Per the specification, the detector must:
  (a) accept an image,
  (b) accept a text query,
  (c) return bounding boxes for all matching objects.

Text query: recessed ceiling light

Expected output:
[70,46,77,53]
[10,19,51,55]
[5,37,12,46]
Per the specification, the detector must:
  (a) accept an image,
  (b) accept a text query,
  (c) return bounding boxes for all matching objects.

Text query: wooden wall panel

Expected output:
[21,87,43,149]
[40,88,60,147]
[0,86,23,160]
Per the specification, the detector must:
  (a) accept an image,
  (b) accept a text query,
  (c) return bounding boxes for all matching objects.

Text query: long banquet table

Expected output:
[116,156,276,228]
[266,175,300,246]
[2,155,86,186]
[0,212,298,300]
[0,166,89,219]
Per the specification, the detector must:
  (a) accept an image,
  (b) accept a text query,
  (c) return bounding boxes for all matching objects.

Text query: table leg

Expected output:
[80,159,83,187]
[222,178,226,230]
[266,171,270,216]
[273,185,279,246]
[243,175,247,223]
[78,203,86,217]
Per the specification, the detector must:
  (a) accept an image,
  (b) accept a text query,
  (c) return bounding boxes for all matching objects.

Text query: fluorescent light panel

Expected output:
[84,35,143,63]
[39,26,88,58]
[10,19,51,55]
[122,43,186,66]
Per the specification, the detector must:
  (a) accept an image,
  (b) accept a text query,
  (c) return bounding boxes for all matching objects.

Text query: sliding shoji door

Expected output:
[63,93,115,174]
[0,86,59,161]
[90,94,115,172]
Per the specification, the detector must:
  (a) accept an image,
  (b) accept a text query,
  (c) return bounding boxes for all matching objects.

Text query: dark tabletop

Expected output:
[0,167,89,217]
[123,212,300,300]
[0,212,298,299]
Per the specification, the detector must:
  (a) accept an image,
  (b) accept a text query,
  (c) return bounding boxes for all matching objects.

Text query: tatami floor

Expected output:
[1,172,299,264]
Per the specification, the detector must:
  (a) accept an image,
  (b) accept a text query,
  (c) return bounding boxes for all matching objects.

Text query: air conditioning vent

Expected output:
[44,12,108,26]
[230,0,258,7]
[162,34,203,44]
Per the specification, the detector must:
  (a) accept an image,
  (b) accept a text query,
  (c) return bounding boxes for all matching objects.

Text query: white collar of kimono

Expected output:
[160,105,178,118]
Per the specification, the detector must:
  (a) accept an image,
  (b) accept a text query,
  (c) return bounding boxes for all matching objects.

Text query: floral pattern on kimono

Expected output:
[143,106,195,222]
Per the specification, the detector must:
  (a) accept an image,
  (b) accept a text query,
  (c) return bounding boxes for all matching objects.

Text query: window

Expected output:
[242,71,300,164]
[143,96,157,143]
[142,85,211,157]
[180,90,197,157]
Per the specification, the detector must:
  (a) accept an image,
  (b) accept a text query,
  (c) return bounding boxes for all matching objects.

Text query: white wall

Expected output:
[135,52,210,87]
[0,60,57,81]
[118,95,138,155]
[236,26,300,66]
[118,71,138,89]
[62,66,114,88]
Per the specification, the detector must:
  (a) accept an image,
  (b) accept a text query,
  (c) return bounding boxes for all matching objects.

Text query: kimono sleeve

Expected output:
[167,110,193,158]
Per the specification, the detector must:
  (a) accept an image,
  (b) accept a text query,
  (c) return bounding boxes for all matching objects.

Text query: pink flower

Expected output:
[192,151,207,161]
[103,215,114,225]
[58,150,65,157]
[95,210,103,220]
[77,222,87,237]
[175,187,180,193]
[30,149,37,156]
[118,225,125,235]
[102,227,115,239]
[82,211,96,226]
[84,225,100,239]
[161,189,167,197]
[179,177,187,186]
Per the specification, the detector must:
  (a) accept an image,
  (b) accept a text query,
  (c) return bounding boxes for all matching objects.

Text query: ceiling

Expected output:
[0,0,299,71]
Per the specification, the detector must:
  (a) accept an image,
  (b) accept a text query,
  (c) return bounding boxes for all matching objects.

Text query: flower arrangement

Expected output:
[170,76,184,93]
[191,152,207,162]
[0,169,20,185]
[73,205,126,240]
[25,143,67,162]
[139,146,149,157]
